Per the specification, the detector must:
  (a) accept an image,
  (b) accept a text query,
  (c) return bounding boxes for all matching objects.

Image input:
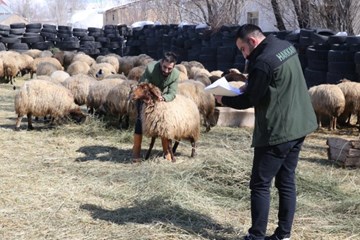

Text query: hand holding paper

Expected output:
[204,77,244,96]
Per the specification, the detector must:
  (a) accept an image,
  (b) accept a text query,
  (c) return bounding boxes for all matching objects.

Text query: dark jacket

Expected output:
[139,61,179,102]
[222,34,317,147]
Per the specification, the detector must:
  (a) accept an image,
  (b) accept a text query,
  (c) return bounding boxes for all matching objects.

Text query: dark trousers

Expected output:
[248,137,305,239]
[134,101,142,134]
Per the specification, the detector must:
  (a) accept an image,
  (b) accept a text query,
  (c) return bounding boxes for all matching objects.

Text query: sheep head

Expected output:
[131,83,162,105]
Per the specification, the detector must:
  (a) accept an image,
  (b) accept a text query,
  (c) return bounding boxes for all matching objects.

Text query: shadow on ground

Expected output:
[81,196,240,240]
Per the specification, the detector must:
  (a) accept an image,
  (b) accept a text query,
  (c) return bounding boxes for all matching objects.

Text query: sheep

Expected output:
[337,80,360,125]
[210,70,223,78]
[118,56,136,76]
[72,53,95,67]
[62,74,97,106]
[88,62,116,80]
[178,80,217,132]
[23,49,42,59]
[96,80,138,128]
[67,61,90,76]
[14,79,86,131]
[36,62,58,76]
[127,65,146,81]
[131,83,201,162]
[221,68,242,76]
[17,53,34,77]
[189,66,211,79]
[133,54,154,67]
[308,84,345,130]
[104,73,128,80]
[30,57,63,78]
[175,64,188,76]
[194,73,211,86]
[39,50,53,58]
[53,51,76,70]
[3,57,20,85]
[86,78,126,113]
[97,55,120,73]
[50,70,70,84]
[0,58,4,79]
[181,61,205,76]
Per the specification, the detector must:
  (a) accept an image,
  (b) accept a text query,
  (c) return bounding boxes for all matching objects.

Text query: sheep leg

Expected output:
[329,116,334,131]
[172,141,179,154]
[27,113,34,130]
[190,138,196,157]
[168,139,176,162]
[334,117,337,130]
[317,114,322,129]
[161,137,172,161]
[145,137,156,160]
[15,115,23,131]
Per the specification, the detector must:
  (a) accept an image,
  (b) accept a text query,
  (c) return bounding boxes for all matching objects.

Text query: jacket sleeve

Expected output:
[162,78,178,102]
[222,67,271,109]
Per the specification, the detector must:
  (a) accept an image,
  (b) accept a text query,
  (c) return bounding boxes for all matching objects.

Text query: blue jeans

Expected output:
[248,137,305,240]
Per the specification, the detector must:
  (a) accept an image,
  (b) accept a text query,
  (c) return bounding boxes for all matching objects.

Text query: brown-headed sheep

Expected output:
[178,80,217,132]
[15,79,86,130]
[131,83,201,162]
[62,74,97,106]
[308,84,345,130]
[127,65,146,81]
[67,61,91,76]
[53,51,76,70]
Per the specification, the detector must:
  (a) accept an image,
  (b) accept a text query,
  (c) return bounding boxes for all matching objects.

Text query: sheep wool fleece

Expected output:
[139,61,180,102]
[222,34,317,147]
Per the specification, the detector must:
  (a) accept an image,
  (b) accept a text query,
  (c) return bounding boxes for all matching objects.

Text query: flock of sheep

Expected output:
[4,49,246,159]
[308,80,360,131]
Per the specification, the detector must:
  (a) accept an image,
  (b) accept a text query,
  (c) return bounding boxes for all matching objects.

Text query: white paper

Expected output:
[204,77,243,96]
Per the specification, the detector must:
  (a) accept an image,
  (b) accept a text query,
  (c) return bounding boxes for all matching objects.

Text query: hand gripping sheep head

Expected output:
[131,82,162,105]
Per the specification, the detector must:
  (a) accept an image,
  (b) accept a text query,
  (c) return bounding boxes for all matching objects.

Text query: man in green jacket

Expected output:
[215,24,317,240]
[132,51,180,162]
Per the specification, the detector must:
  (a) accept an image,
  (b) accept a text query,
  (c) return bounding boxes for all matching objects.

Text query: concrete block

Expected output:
[215,107,254,127]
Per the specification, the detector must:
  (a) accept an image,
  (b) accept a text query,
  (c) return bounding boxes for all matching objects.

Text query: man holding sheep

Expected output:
[215,24,317,240]
[132,51,180,162]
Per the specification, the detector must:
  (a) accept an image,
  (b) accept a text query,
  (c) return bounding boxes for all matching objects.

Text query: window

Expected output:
[247,11,259,25]
[112,14,115,21]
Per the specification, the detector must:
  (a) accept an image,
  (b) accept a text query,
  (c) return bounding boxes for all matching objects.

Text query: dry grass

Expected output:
[0,78,359,240]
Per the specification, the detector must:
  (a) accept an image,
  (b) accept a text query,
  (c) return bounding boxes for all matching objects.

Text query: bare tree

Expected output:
[46,0,85,25]
[271,0,286,30]
[8,0,36,21]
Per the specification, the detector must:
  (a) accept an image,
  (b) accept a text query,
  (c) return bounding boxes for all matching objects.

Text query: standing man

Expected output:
[132,51,180,162]
[215,24,317,240]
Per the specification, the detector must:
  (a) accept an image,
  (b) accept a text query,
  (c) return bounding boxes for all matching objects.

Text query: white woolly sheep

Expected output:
[337,80,360,125]
[50,70,70,84]
[3,57,20,85]
[97,80,138,128]
[36,62,58,76]
[14,79,86,130]
[72,53,96,67]
[308,84,345,130]
[53,51,76,70]
[97,55,120,73]
[23,49,42,59]
[178,80,217,132]
[62,74,98,106]
[189,66,211,79]
[88,62,116,80]
[86,78,126,113]
[210,70,223,78]
[127,65,146,81]
[67,61,91,76]
[30,57,63,78]
[131,83,201,162]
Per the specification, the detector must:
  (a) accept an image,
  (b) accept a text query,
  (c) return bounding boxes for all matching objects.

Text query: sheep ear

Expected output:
[148,83,162,99]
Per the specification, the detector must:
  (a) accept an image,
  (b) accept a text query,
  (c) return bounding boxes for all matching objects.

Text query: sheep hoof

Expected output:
[27,126,34,131]
[14,127,20,131]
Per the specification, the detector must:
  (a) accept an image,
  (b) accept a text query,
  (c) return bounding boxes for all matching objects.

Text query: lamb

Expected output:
[30,57,63,78]
[127,65,146,81]
[97,80,138,128]
[67,61,91,76]
[308,84,345,130]
[337,80,360,125]
[88,62,116,80]
[14,79,86,131]
[178,80,217,132]
[62,74,97,106]
[50,70,70,84]
[86,78,126,113]
[131,83,201,162]
[36,62,58,76]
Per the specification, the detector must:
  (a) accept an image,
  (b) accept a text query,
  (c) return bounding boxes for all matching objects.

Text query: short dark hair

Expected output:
[236,24,264,40]
[162,51,177,64]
